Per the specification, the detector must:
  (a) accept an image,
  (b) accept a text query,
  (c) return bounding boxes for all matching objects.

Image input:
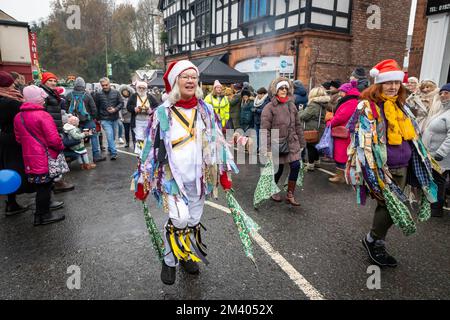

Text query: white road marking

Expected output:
[122,149,324,300]
[317,168,335,176]
[117,149,138,157]
[205,200,325,300]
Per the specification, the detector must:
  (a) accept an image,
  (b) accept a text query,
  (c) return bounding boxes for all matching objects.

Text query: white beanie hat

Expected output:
[214,80,222,88]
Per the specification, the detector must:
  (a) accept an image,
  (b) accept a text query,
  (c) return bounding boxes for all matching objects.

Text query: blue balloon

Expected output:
[0,170,22,195]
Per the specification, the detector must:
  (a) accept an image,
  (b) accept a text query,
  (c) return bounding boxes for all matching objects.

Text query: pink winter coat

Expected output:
[328,88,360,164]
[14,102,64,175]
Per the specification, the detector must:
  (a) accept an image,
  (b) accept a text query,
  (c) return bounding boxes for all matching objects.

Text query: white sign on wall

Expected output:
[235,56,295,73]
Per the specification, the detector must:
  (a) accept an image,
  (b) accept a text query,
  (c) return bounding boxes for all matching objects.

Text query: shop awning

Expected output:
[147,70,165,88]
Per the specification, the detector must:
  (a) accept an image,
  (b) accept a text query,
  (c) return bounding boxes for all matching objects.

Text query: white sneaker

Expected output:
[306,163,315,171]
[119,138,125,144]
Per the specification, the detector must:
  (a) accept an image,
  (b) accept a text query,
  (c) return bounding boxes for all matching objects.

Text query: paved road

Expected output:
[1,146,449,300]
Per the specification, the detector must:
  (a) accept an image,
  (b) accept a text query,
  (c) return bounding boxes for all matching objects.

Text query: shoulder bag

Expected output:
[303,105,322,144]
[20,113,69,179]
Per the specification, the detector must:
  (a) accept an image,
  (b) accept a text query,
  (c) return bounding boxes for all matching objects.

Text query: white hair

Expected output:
[168,79,203,104]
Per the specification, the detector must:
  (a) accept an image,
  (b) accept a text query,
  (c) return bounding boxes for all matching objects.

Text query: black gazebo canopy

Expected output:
[196,57,249,85]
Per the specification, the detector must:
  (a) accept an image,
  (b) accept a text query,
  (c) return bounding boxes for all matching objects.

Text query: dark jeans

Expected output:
[274,160,301,184]
[35,181,53,214]
[431,169,449,210]
[306,143,319,164]
[370,167,408,240]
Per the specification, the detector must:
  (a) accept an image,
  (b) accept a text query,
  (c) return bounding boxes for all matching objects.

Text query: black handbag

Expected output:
[62,132,81,148]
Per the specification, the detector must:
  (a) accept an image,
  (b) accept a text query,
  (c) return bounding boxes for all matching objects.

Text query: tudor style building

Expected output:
[158,0,411,89]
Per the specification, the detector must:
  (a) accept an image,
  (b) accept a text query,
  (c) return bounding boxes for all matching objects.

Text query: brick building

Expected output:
[409,0,450,86]
[158,0,411,89]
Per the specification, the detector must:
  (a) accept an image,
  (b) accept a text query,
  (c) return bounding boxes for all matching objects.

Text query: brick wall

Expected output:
[305,0,411,88]
[409,0,428,78]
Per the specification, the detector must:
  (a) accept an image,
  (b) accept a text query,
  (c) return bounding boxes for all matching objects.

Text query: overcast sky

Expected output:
[1,0,417,34]
[0,0,141,23]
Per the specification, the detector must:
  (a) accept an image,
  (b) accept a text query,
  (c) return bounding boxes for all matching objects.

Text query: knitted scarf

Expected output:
[381,94,416,145]
[0,87,24,102]
[254,94,268,108]
[276,95,289,104]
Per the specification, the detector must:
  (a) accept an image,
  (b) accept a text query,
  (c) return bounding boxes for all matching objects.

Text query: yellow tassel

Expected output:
[169,229,187,260]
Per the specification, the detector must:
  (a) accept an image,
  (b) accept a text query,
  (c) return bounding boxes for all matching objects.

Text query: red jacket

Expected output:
[14,102,64,175]
[329,88,360,164]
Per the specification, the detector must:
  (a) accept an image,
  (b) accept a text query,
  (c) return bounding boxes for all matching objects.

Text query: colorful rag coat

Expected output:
[346,99,438,235]
[132,99,238,210]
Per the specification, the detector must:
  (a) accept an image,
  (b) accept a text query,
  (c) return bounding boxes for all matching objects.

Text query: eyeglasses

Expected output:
[179,75,199,81]
[278,86,288,91]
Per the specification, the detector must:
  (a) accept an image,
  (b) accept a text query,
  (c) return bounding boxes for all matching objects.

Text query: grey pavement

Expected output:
[1,147,449,300]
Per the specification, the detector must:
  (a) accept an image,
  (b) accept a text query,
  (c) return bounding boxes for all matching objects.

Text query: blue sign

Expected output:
[280,60,287,69]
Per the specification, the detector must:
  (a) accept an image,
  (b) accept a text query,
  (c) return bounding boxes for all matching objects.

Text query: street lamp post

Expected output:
[149,12,160,55]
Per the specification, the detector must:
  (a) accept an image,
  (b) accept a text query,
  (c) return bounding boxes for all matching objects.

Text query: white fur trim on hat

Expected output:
[167,60,199,92]
[370,68,379,78]
[276,81,290,91]
[373,70,405,84]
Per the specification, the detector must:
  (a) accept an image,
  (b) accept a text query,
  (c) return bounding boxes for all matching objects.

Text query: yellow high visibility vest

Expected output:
[204,94,230,128]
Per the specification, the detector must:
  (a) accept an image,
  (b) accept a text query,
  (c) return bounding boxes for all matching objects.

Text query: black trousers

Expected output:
[123,122,135,145]
[35,182,53,214]
[274,160,301,184]
[431,169,449,209]
[306,143,319,164]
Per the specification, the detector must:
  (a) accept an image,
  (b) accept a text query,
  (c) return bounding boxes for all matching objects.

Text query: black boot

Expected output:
[161,260,176,285]
[5,200,29,216]
[180,259,200,274]
[431,205,444,217]
[362,237,397,267]
[34,211,65,226]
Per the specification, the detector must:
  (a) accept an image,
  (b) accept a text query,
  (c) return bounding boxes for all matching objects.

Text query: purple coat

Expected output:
[329,88,360,164]
[14,102,64,175]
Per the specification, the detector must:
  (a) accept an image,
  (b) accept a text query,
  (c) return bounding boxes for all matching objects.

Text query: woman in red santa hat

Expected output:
[347,59,436,268]
[133,60,238,285]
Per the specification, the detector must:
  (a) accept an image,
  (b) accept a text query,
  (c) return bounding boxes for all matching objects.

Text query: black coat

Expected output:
[94,89,124,121]
[0,96,34,194]
[126,93,159,129]
[39,84,63,133]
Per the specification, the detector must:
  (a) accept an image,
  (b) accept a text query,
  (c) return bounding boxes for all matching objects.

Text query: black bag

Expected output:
[62,133,81,148]
[278,139,290,155]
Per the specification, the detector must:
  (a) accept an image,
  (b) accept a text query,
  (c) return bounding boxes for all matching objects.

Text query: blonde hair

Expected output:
[308,86,328,100]
[168,79,203,104]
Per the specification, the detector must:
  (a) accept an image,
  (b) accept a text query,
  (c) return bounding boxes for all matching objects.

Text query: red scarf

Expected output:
[276,95,289,104]
[175,96,198,109]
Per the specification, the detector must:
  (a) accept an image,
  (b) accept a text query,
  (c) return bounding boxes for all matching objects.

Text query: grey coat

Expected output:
[422,105,450,170]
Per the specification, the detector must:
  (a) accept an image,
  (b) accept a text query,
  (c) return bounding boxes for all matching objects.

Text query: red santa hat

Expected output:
[163,60,199,93]
[369,59,405,84]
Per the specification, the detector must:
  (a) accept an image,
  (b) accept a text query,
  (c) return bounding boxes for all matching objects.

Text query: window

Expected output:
[166,15,178,46]
[241,0,269,23]
[195,0,211,37]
